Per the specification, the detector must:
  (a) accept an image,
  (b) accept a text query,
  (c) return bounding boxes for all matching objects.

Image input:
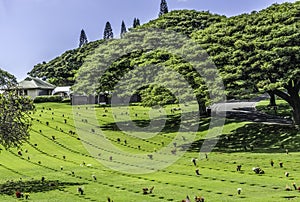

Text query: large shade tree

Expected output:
[193,1,300,124]
[0,68,34,149]
[28,10,224,87]
[73,29,225,115]
[28,40,104,86]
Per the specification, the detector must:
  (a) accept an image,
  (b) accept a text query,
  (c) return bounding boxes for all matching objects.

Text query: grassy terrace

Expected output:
[256,99,292,118]
[0,102,300,201]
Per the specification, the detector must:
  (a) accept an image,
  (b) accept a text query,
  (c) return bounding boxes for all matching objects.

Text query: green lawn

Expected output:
[256,99,292,118]
[0,102,300,201]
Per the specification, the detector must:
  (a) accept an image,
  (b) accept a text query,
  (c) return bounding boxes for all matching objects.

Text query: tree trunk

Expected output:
[274,83,300,125]
[198,101,207,116]
[267,90,276,106]
[290,96,300,126]
[288,83,300,126]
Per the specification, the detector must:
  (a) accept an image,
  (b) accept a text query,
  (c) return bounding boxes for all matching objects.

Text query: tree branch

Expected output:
[295,79,300,92]
[273,89,291,105]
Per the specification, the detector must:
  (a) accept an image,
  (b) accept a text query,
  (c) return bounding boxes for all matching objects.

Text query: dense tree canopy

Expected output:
[73,30,224,114]
[28,10,223,86]
[141,10,225,36]
[96,49,203,107]
[193,1,300,124]
[28,1,299,122]
[28,40,104,86]
[0,91,34,149]
[0,68,17,88]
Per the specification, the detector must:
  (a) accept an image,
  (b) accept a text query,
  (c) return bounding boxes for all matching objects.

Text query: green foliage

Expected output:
[73,30,222,110]
[0,90,34,149]
[33,95,63,103]
[140,85,177,106]
[142,10,225,36]
[28,2,300,121]
[193,2,299,96]
[192,1,300,124]
[61,98,71,103]
[28,10,223,89]
[28,40,104,86]
[0,68,17,88]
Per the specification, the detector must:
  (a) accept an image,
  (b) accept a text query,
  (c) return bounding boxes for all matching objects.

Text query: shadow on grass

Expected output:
[256,103,292,117]
[99,110,240,140]
[186,122,300,153]
[100,112,203,134]
[0,180,86,196]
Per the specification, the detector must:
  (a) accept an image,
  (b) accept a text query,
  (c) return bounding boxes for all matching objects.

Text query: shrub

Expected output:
[33,96,63,103]
[61,98,71,103]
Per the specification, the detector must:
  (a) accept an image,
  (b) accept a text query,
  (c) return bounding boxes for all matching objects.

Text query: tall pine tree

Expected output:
[159,0,169,17]
[103,21,114,39]
[120,20,127,38]
[133,18,141,28]
[79,29,88,48]
[136,18,140,27]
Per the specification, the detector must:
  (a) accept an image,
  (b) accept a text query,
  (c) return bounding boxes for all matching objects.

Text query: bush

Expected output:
[61,98,71,103]
[33,96,63,103]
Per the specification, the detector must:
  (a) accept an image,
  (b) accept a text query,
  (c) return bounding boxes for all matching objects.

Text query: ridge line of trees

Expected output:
[30,1,300,126]
[78,0,169,42]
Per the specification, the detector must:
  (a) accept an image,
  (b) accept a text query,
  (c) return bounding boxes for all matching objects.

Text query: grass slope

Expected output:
[0,102,300,202]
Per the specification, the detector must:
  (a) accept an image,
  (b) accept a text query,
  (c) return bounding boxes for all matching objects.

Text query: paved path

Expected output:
[211,101,257,113]
[210,98,292,125]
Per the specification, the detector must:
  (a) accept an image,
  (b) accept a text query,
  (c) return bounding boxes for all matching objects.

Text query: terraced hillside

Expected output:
[0,102,300,202]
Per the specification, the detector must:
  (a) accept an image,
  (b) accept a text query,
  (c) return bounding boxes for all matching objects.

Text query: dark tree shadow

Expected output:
[225,109,292,124]
[100,112,198,134]
[0,180,86,196]
[100,111,240,139]
[186,122,299,153]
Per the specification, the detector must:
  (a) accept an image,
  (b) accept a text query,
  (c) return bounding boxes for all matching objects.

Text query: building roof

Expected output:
[52,86,71,95]
[18,77,55,90]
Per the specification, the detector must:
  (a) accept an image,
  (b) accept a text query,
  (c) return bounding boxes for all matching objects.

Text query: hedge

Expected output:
[61,98,71,103]
[33,95,63,103]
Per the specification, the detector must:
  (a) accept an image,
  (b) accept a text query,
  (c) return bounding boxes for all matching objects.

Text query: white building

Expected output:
[18,77,56,99]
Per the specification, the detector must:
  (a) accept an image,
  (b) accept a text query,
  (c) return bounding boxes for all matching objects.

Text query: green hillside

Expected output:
[27,1,299,107]
[2,1,300,201]
[28,2,299,89]
[1,102,300,201]
[192,1,300,98]
[138,10,225,36]
[28,40,104,86]
[27,10,224,87]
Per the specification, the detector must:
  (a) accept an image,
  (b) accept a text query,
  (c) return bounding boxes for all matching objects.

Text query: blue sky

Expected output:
[0,0,296,80]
